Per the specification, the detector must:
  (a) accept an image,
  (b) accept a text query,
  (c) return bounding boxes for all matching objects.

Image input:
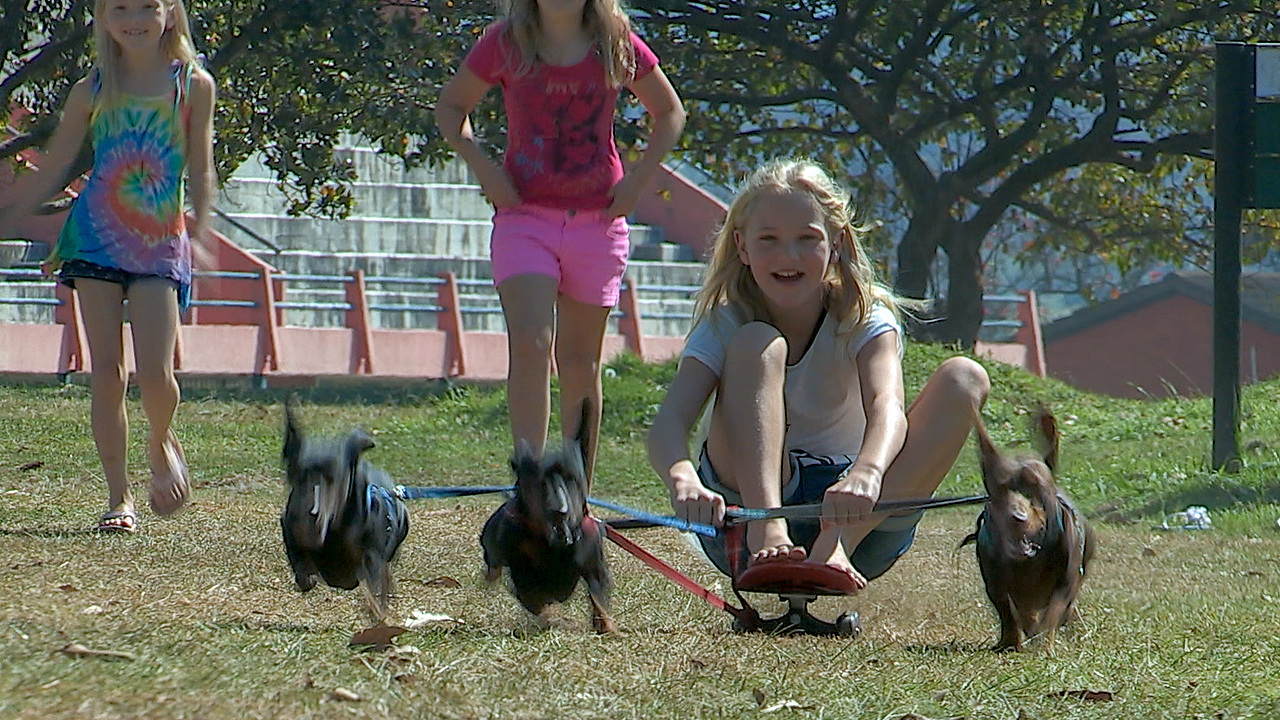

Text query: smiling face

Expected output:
[734,189,835,320]
[100,0,170,54]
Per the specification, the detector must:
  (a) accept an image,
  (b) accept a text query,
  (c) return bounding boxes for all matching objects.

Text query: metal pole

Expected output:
[1212,42,1251,471]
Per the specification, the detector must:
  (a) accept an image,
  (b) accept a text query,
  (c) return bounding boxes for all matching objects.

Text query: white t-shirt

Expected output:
[682,303,902,458]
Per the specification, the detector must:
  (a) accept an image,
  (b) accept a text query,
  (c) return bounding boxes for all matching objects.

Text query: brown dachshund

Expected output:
[961,408,1096,652]
[479,402,615,633]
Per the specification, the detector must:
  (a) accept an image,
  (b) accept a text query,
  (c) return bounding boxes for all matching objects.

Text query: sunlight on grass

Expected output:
[2,350,1280,719]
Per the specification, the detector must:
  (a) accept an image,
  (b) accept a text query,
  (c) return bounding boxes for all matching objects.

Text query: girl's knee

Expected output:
[936,356,990,404]
[507,324,554,357]
[726,322,788,368]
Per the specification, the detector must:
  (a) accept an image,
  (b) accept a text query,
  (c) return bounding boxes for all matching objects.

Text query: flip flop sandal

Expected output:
[148,438,190,516]
[97,508,139,534]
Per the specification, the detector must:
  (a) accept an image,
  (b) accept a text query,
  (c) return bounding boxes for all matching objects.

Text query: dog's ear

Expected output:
[972,411,1002,491]
[344,430,376,476]
[510,440,537,479]
[283,401,303,472]
[1032,406,1059,472]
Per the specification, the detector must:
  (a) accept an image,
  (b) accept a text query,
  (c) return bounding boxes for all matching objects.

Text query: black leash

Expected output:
[724,493,989,524]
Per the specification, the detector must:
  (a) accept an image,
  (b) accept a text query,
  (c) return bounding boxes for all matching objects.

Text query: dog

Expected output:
[960,408,1096,652]
[280,403,409,621]
[479,402,615,633]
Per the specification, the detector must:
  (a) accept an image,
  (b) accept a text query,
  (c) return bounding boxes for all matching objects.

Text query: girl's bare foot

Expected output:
[747,517,807,565]
[148,430,189,516]
[807,527,868,591]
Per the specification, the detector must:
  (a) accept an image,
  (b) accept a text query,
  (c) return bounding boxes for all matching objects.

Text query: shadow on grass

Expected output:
[1096,481,1280,523]
[0,526,100,538]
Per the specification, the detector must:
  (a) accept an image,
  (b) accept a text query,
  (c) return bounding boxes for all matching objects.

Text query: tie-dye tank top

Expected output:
[52,62,194,306]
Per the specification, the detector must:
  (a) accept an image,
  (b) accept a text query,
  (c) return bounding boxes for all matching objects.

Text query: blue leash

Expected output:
[585,496,718,538]
[394,484,513,500]
[392,484,719,538]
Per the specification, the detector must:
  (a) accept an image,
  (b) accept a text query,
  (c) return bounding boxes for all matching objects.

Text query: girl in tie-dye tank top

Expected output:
[0,0,215,533]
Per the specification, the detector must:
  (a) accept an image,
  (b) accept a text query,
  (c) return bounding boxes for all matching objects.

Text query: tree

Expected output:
[1,1,482,218]
[629,0,1280,345]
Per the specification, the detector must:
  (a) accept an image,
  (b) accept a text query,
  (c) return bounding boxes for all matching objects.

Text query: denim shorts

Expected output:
[695,444,923,581]
[59,259,178,294]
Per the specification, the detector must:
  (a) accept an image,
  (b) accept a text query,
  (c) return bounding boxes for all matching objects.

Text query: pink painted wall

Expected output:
[631,164,727,259]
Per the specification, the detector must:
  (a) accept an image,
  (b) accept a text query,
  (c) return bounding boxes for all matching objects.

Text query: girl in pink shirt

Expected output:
[437,0,685,479]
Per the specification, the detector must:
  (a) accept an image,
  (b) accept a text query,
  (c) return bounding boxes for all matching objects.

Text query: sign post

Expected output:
[1213,42,1280,471]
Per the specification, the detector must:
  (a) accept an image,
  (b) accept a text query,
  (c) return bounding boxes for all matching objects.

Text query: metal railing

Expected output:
[0,267,702,326]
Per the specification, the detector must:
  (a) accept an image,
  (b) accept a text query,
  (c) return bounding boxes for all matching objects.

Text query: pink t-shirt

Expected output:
[464,22,659,210]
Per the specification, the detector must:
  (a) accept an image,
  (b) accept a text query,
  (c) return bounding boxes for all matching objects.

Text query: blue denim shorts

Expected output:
[695,444,923,581]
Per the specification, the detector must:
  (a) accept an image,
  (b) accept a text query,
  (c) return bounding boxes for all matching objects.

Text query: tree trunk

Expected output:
[894,214,987,349]
[942,229,986,350]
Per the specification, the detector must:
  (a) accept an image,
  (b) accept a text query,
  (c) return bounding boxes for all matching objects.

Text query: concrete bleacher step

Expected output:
[220,176,497,221]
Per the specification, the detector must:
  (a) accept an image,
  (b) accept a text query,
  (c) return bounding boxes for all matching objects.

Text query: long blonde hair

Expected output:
[91,0,199,112]
[499,0,637,87]
[693,159,916,334]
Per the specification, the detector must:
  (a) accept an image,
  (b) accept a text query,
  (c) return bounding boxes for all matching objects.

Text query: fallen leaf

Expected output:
[1141,547,1157,558]
[394,673,419,684]
[301,673,315,688]
[331,687,361,702]
[349,625,407,648]
[753,688,767,707]
[40,680,60,690]
[688,656,707,670]
[1048,689,1114,702]
[82,605,104,615]
[59,642,135,661]
[16,461,43,471]
[761,700,815,713]
[422,576,462,588]
[57,584,77,592]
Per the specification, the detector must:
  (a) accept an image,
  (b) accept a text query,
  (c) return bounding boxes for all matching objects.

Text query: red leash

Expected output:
[597,519,759,626]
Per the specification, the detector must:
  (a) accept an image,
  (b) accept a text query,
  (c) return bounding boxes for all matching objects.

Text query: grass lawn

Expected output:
[2,346,1278,719]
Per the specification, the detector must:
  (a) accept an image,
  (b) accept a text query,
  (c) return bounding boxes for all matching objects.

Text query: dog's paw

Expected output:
[592,614,617,634]
[482,565,502,583]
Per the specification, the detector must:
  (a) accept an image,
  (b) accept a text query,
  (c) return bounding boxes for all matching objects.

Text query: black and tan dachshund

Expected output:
[479,402,615,633]
[281,403,409,621]
[961,408,1096,652]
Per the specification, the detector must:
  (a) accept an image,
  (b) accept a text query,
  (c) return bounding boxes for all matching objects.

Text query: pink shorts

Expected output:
[490,204,631,307]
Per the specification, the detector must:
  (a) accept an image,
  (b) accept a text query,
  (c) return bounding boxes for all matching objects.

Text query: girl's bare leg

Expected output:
[76,280,131,517]
[127,279,186,514]
[808,357,991,573]
[497,274,558,458]
[705,322,805,564]
[553,294,611,483]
